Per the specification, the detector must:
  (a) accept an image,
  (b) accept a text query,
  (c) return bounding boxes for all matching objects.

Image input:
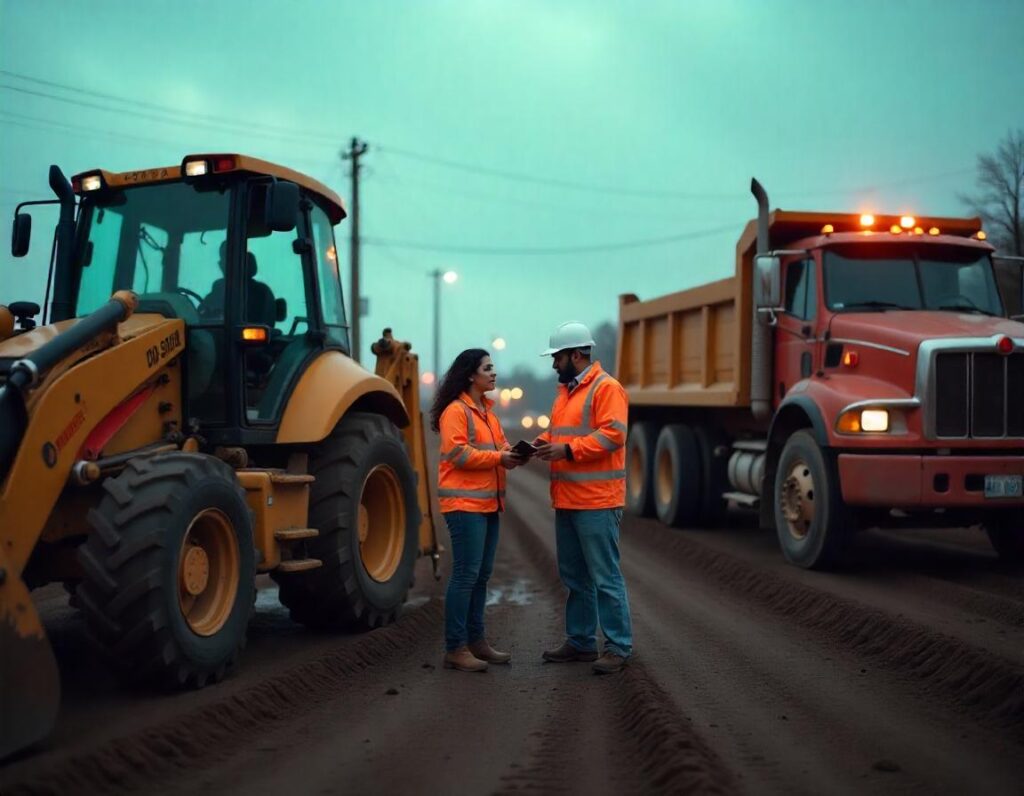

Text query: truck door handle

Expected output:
[802,325,812,338]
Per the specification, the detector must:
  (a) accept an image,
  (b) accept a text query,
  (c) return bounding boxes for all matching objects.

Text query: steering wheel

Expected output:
[174,286,205,308]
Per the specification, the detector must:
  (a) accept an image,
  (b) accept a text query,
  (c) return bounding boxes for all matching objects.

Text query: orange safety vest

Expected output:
[539,362,628,510]
[437,393,509,513]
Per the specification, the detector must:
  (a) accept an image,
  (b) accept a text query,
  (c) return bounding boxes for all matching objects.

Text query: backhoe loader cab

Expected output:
[0,155,438,759]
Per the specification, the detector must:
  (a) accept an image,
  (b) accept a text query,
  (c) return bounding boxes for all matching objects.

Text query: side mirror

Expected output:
[11,213,31,257]
[265,179,299,233]
[754,255,781,308]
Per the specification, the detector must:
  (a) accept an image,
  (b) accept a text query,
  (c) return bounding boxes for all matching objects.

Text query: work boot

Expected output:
[541,641,598,663]
[443,646,488,673]
[592,653,627,674]
[468,639,512,664]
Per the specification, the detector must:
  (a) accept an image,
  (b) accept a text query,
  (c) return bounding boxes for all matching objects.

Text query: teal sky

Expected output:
[2,0,1023,377]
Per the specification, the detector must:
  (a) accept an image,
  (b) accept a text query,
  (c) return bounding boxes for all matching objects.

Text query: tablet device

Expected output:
[510,439,538,458]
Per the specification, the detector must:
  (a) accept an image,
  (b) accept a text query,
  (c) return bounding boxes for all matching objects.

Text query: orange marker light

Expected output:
[890,224,902,234]
[821,224,834,234]
[928,227,940,236]
[976,230,987,240]
[913,226,924,235]
[900,216,915,229]
[842,350,859,367]
[859,214,875,227]
[241,327,268,342]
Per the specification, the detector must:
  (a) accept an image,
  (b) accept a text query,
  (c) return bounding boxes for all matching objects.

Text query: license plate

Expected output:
[984,475,1023,499]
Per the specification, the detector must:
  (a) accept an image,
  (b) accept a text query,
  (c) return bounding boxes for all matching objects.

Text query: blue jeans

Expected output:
[443,511,500,652]
[555,508,633,658]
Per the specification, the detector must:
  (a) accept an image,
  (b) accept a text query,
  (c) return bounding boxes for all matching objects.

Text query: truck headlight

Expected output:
[837,408,891,433]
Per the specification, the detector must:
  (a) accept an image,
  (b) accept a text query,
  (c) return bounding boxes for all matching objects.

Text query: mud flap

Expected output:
[0,547,60,760]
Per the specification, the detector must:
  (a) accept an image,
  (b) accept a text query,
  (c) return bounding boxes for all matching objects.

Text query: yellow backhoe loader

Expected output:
[0,155,438,759]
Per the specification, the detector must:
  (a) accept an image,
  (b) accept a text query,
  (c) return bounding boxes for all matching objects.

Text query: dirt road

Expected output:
[2,463,1022,795]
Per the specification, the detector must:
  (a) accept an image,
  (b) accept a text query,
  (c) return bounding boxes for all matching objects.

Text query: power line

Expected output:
[362,223,737,256]
[0,69,341,144]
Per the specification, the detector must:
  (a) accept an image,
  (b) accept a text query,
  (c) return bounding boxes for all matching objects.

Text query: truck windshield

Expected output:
[75,181,230,322]
[824,246,1004,316]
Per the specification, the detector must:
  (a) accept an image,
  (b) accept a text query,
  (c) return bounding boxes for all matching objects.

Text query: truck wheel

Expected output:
[694,425,729,527]
[985,514,1024,563]
[773,430,849,569]
[653,424,702,528]
[77,453,256,688]
[274,412,420,630]
[625,421,658,517]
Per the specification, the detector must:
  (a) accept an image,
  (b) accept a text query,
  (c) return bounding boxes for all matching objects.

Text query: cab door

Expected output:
[774,256,819,405]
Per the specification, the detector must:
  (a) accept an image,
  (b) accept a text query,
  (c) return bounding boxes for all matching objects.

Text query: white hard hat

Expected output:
[540,321,596,356]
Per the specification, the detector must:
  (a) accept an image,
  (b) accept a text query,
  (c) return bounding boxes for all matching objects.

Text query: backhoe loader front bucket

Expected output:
[0,545,60,760]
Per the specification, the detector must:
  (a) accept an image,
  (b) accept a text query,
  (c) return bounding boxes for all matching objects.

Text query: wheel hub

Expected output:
[358,465,406,583]
[781,460,815,540]
[181,545,210,596]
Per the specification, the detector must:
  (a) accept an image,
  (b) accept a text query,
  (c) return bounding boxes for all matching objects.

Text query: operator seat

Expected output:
[199,252,278,327]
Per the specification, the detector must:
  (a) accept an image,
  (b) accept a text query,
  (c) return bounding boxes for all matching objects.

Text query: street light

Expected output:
[430,268,458,378]
[492,337,507,350]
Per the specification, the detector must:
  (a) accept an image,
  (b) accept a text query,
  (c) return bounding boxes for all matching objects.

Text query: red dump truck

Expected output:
[617,180,1024,568]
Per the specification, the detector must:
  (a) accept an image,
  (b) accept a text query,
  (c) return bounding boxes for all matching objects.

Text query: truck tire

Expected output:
[77,453,256,688]
[773,430,849,569]
[653,424,702,528]
[274,412,420,630]
[694,425,729,527]
[985,514,1024,563]
[625,421,658,517]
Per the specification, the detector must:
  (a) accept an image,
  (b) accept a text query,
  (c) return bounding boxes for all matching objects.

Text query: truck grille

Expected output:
[934,352,1024,438]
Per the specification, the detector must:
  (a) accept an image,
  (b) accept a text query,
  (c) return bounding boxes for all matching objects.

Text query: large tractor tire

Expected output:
[984,514,1024,564]
[625,421,658,517]
[77,453,256,688]
[773,430,849,569]
[653,424,702,528]
[274,412,420,630]
[693,425,730,527]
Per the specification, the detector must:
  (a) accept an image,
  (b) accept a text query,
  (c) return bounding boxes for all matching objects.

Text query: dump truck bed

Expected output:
[616,221,758,409]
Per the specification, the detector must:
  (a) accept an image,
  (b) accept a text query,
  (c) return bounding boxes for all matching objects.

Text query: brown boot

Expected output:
[592,652,627,674]
[541,641,598,663]
[468,639,511,664]
[443,646,488,672]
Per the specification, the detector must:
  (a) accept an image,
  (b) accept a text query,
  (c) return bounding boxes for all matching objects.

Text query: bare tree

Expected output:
[959,128,1023,256]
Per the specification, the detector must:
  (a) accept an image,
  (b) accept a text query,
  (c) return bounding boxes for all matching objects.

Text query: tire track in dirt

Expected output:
[502,485,739,796]
[1,600,445,795]
[624,518,1024,743]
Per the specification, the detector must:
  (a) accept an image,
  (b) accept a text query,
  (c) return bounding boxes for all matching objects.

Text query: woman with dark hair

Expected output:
[431,348,523,672]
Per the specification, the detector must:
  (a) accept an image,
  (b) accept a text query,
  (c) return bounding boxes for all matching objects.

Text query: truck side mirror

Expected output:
[11,213,31,257]
[265,180,299,233]
[754,254,781,308]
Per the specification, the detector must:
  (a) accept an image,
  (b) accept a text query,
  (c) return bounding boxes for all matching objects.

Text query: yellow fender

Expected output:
[276,351,409,444]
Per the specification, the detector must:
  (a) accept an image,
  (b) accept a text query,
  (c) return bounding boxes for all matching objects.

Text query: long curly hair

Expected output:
[430,348,490,432]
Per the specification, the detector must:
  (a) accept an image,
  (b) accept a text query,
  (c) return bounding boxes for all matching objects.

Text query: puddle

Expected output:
[486,579,534,606]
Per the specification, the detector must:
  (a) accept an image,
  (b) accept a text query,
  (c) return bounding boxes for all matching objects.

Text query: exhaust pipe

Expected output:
[750,178,772,422]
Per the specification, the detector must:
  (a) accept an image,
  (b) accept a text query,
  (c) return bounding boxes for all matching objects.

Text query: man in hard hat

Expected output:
[534,321,633,674]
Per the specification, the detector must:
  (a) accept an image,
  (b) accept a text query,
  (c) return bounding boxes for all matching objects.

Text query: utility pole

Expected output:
[430,268,441,379]
[342,137,368,362]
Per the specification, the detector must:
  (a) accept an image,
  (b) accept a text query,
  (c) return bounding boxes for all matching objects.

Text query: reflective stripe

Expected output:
[438,487,502,498]
[551,375,610,437]
[550,425,589,437]
[580,373,607,428]
[455,448,472,467]
[471,442,498,451]
[441,445,465,462]
[608,420,627,433]
[438,483,505,495]
[550,469,627,482]
[592,431,623,451]
[460,402,477,440]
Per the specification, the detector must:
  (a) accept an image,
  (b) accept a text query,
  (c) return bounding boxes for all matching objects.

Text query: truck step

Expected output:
[269,472,315,485]
[723,491,760,508]
[276,558,323,573]
[274,528,319,542]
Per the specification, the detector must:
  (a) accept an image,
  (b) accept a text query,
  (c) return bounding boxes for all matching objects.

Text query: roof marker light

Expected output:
[821,224,834,234]
[996,336,1014,355]
[890,224,902,234]
[900,216,915,229]
[976,230,987,241]
[928,227,940,236]
[913,226,924,235]
[860,214,875,227]
[185,160,209,177]
[81,175,102,192]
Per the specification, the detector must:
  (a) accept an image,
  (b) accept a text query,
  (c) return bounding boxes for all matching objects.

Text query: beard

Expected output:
[556,361,578,384]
